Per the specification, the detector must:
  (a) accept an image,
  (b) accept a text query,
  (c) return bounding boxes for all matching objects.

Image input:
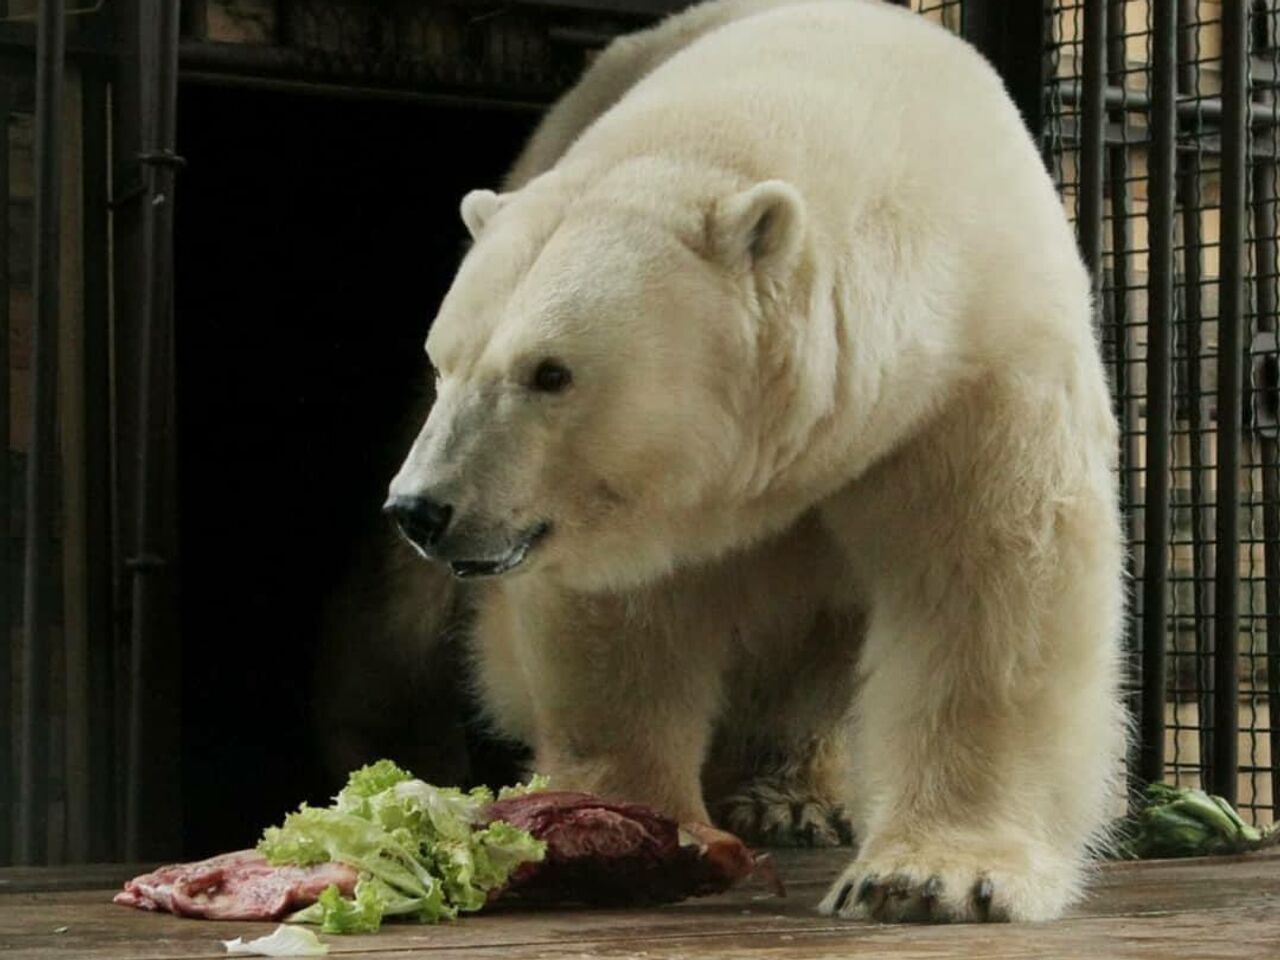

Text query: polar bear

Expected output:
[386,0,1125,924]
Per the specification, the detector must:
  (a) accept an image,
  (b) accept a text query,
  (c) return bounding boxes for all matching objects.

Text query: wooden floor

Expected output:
[2,849,1278,960]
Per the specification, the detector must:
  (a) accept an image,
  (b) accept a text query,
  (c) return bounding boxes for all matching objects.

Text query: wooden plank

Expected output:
[1,850,1278,960]
[0,863,156,893]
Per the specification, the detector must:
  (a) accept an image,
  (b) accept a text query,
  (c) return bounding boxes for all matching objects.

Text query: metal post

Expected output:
[1258,156,1280,817]
[1248,0,1280,821]
[110,0,145,857]
[0,77,10,867]
[1212,0,1249,804]
[1105,0,1146,785]
[81,68,116,862]
[125,0,184,861]
[1139,0,1177,787]
[1078,0,1106,292]
[18,0,67,865]
[1106,0,1134,501]
[1177,0,1216,787]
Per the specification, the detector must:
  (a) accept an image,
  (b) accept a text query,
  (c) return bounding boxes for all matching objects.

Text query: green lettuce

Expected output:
[257,760,547,932]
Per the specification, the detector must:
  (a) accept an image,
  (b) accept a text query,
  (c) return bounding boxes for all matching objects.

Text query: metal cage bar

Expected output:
[1078,0,1106,290]
[17,0,66,866]
[0,77,10,866]
[1212,0,1250,804]
[124,0,184,862]
[1175,0,1216,787]
[1259,149,1280,816]
[1140,0,1178,787]
[81,66,116,862]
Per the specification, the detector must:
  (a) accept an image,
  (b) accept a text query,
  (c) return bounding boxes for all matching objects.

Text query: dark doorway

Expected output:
[173,84,537,858]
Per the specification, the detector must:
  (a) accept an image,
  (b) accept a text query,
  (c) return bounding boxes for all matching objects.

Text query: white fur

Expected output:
[459,189,505,240]
[391,0,1125,923]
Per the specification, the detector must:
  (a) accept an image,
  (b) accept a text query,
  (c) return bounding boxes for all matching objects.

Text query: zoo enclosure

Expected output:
[1043,0,1280,825]
[1,0,1277,867]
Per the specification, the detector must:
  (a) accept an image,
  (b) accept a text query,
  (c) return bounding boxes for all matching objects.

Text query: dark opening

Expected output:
[173,84,536,858]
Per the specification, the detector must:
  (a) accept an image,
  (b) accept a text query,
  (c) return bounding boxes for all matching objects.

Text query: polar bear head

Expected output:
[387,164,822,591]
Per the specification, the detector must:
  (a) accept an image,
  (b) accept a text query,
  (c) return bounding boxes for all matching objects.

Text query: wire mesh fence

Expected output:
[910,0,963,32]
[1046,0,1280,826]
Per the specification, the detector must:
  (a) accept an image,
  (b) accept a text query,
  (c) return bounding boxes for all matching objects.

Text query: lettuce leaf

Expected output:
[498,773,550,800]
[222,923,330,956]
[256,760,546,933]
[288,877,447,934]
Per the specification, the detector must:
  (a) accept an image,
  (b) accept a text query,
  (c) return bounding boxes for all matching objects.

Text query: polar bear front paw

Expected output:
[717,778,855,848]
[819,867,1002,923]
[817,841,1079,923]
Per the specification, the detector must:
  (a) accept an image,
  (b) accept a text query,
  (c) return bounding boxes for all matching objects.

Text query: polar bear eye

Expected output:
[531,359,573,394]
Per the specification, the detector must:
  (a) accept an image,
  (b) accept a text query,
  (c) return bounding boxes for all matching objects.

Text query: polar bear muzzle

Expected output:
[383,493,551,580]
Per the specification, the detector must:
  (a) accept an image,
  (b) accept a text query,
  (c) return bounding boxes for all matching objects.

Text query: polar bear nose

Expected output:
[384,495,454,550]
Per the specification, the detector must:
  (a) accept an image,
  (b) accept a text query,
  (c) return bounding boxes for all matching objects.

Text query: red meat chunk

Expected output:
[113,850,358,920]
[483,791,771,905]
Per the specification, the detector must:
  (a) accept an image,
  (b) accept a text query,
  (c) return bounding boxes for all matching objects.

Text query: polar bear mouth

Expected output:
[448,522,551,580]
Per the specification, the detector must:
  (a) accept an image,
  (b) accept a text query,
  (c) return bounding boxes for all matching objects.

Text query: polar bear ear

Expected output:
[460,189,507,241]
[710,181,806,274]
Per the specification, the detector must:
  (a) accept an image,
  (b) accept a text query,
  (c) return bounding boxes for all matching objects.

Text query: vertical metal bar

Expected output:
[126,0,183,861]
[0,77,11,867]
[1212,0,1249,804]
[1250,0,1280,820]
[1105,0,1136,762]
[1105,1,1144,781]
[1140,0,1178,787]
[18,0,67,865]
[81,68,115,862]
[110,0,145,855]
[1257,157,1280,817]
[1177,0,1215,787]
[60,65,87,867]
[1078,0,1106,291]
[1105,0,1129,489]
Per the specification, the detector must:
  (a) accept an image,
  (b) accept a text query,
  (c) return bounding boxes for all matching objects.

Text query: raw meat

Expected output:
[114,850,358,920]
[482,791,772,905]
[114,792,776,922]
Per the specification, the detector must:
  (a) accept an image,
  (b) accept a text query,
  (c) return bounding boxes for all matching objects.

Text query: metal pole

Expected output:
[1057,80,1280,129]
[1212,0,1249,804]
[1177,0,1216,788]
[1257,157,1280,817]
[1106,0,1134,515]
[18,0,67,865]
[1249,0,1280,820]
[1105,0,1145,786]
[109,0,145,858]
[81,68,116,862]
[1139,0,1177,787]
[0,78,11,867]
[126,0,184,861]
[1078,0,1106,293]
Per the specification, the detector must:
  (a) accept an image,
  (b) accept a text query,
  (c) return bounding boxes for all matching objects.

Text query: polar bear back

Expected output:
[555,0,1090,355]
